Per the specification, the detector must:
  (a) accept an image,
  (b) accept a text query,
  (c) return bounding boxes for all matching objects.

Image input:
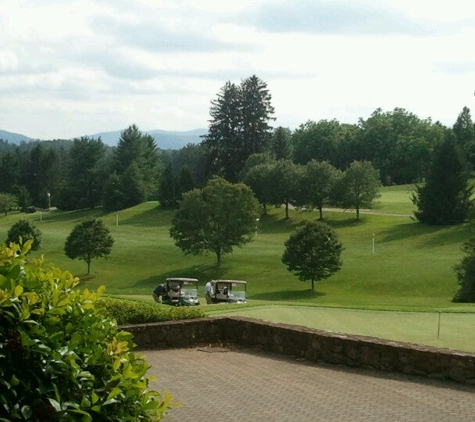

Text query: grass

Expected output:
[2,184,475,351]
[205,305,475,352]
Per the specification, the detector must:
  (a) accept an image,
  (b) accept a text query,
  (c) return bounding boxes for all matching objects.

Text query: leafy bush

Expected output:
[6,219,42,251]
[101,297,206,325]
[453,236,475,302]
[0,241,175,421]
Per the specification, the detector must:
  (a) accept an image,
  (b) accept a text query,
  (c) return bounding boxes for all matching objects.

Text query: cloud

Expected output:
[236,0,454,36]
[91,15,239,53]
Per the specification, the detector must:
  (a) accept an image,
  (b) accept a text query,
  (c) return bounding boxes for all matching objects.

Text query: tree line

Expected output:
[1,75,474,218]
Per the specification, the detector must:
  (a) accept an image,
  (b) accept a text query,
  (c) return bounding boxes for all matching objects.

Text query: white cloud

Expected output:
[0,0,474,139]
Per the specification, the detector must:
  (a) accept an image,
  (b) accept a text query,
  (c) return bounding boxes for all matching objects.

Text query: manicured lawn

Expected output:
[205,305,475,352]
[2,184,475,351]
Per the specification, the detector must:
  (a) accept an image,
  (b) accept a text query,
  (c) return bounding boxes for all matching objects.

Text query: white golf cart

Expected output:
[211,280,247,304]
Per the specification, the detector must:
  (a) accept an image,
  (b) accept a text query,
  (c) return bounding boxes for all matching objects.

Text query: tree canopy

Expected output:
[334,160,381,220]
[0,192,17,216]
[453,236,475,302]
[282,220,343,291]
[169,176,260,264]
[64,218,114,274]
[6,218,42,251]
[203,75,274,182]
[412,137,473,225]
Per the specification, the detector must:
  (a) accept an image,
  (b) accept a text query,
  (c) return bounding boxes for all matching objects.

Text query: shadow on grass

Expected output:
[379,220,472,247]
[251,289,326,301]
[258,213,303,234]
[120,207,174,227]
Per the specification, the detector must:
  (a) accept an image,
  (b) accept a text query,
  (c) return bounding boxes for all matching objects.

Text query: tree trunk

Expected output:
[318,206,323,220]
[311,278,315,292]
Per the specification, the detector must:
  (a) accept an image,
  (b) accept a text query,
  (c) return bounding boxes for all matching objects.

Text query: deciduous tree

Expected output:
[64,218,114,274]
[0,192,17,216]
[334,160,381,220]
[169,176,259,264]
[269,160,304,219]
[282,220,343,291]
[298,160,341,220]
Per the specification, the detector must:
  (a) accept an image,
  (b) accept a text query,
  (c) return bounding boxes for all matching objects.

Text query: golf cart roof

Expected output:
[214,280,246,286]
[166,277,198,283]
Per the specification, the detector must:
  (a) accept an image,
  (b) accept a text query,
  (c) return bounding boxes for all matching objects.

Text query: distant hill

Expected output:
[88,128,207,149]
[0,128,208,150]
[0,129,33,144]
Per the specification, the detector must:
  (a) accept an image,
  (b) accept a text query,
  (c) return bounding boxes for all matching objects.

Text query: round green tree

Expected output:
[170,176,260,264]
[282,220,343,292]
[6,218,42,251]
[64,218,114,275]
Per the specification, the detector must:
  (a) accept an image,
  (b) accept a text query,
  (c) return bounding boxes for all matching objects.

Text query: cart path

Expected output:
[144,347,475,422]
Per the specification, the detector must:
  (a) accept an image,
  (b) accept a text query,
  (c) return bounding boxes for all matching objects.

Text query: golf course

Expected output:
[2,183,475,352]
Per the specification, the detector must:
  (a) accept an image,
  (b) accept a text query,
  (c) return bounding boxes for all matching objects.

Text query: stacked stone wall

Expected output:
[122,316,475,385]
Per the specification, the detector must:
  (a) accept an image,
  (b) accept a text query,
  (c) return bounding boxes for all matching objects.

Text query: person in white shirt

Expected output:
[205,280,214,304]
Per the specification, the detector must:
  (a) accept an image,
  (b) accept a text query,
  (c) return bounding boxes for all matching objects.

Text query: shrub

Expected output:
[101,297,206,325]
[0,241,175,421]
[453,236,475,302]
[6,219,42,251]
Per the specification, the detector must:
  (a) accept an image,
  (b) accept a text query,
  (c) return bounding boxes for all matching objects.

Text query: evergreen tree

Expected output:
[453,106,475,166]
[453,236,475,302]
[158,163,178,208]
[102,172,124,212]
[240,75,275,155]
[178,165,194,197]
[6,218,42,251]
[56,137,106,210]
[412,137,473,225]
[113,125,160,205]
[203,75,274,182]
[0,151,20,193]
[270,126,292,160]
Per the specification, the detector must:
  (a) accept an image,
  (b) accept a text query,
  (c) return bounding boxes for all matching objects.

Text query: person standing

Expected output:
[205,280,214,304]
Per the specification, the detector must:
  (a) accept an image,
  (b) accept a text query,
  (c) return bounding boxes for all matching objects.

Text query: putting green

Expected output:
[209,305,475,353]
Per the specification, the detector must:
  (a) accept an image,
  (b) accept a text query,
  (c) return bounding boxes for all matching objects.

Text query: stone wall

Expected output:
[122,316,475,385]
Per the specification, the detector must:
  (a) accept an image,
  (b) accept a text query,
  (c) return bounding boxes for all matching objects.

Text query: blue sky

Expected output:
[1,0,474,139]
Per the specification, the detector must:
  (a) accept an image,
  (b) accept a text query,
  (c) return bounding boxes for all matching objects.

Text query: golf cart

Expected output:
[211,280,247,304]
[158,277,200,306]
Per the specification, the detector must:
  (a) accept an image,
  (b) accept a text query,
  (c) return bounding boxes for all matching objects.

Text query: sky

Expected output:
[1,0,475,140]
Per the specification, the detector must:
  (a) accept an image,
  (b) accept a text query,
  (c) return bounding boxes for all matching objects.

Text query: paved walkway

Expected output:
[143,347,475,422]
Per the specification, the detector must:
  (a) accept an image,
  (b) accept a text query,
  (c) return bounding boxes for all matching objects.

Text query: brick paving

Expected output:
[143,347,475,422]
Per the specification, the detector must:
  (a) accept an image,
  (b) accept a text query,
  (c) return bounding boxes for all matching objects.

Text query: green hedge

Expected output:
[0,241,175,421]
[100,297,206,325]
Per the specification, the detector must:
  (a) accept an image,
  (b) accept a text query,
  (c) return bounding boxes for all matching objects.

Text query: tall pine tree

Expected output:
[203,75,274,182]
[412,137,473,225]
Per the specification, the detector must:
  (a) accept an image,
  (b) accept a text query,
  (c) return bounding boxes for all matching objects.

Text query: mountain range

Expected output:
[0,128,208,150]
